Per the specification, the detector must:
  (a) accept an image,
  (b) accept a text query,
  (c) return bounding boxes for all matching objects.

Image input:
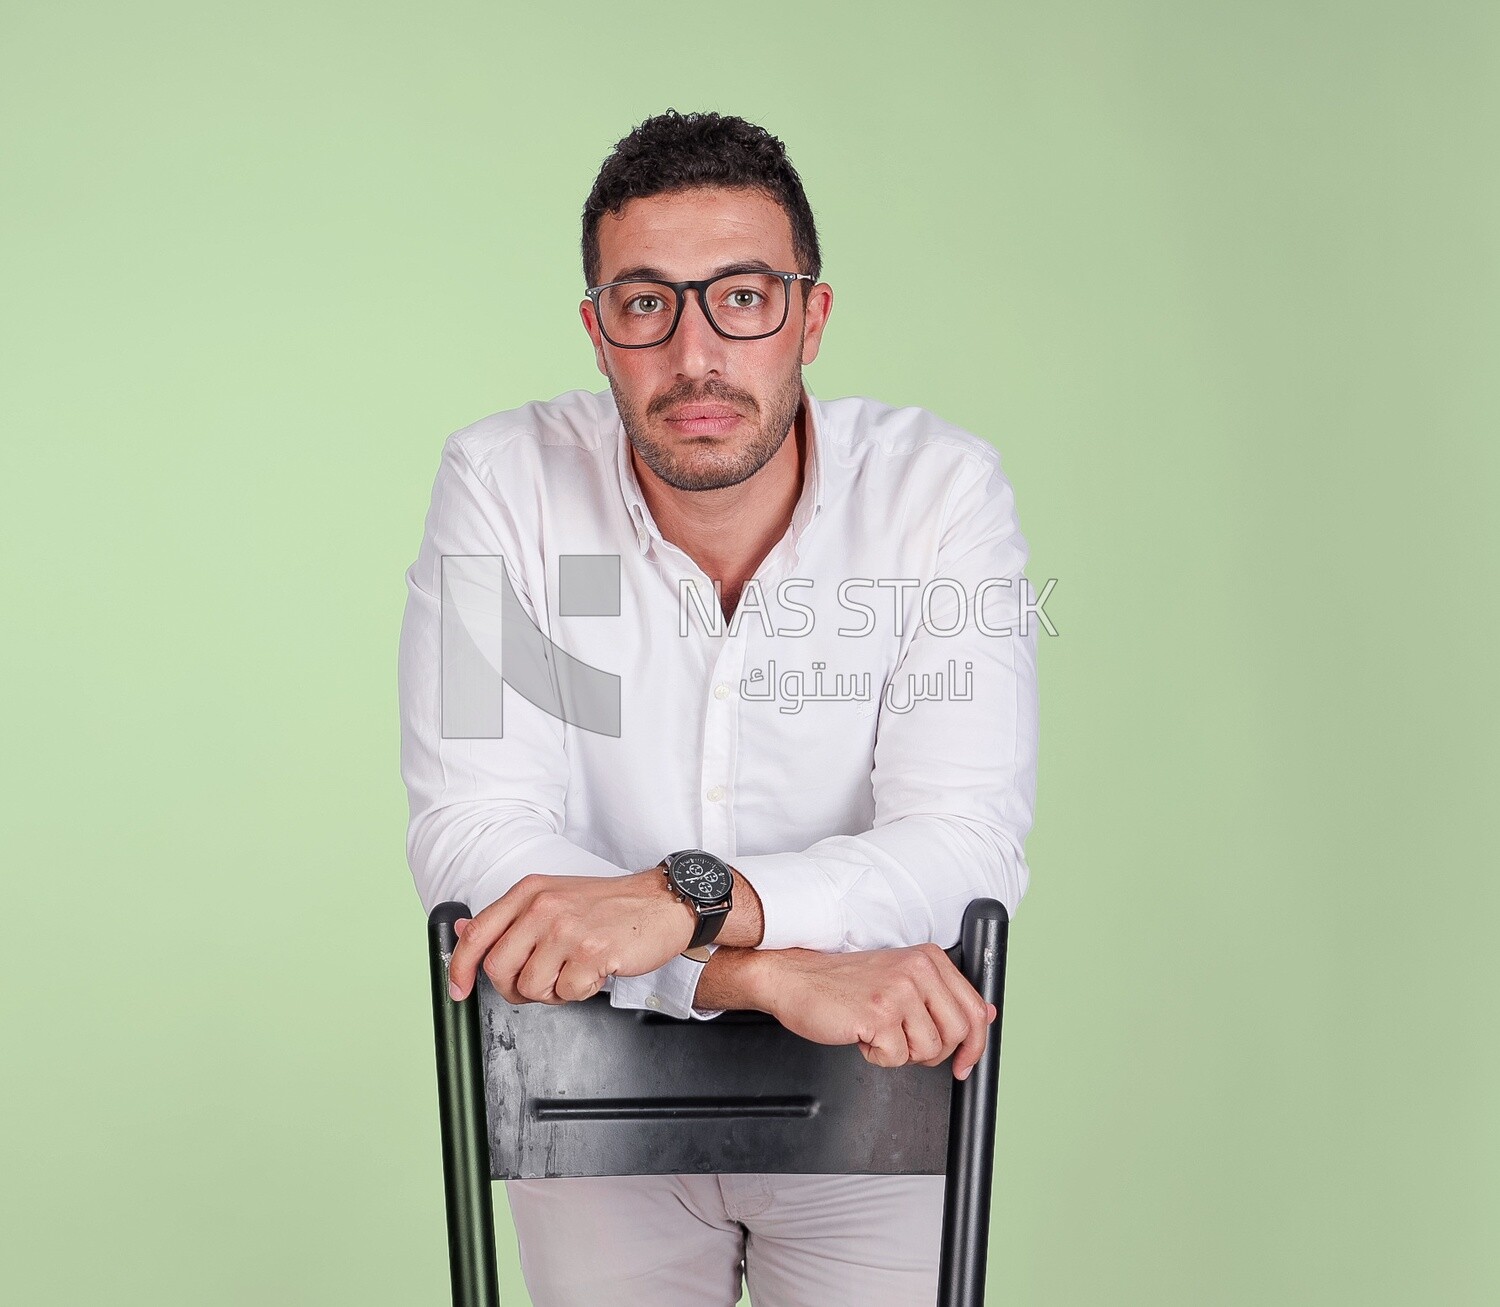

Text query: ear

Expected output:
[798,283,834,367]
[579,299,609,377]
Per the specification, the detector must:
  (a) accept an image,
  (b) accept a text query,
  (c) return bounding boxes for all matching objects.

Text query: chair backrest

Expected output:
[427,897,1009,1307]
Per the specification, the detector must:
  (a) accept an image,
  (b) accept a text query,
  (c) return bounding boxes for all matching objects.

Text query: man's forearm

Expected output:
[689,867,769,1013]
[692,944,780,1014]
[685,866,775,1015]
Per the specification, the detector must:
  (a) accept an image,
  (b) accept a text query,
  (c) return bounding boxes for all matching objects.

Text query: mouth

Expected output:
[661,404,744,437]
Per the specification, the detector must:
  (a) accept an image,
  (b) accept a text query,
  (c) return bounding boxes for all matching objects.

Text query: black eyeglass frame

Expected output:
[584,270,816,349]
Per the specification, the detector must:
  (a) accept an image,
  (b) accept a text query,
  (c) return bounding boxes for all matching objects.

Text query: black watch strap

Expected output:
[686,901,729,950]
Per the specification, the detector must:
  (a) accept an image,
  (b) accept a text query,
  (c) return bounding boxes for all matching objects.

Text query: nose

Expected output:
[664,285,727,377]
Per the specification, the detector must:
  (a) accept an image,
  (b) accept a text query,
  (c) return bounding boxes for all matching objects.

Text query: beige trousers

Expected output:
[502,1172,947,1306]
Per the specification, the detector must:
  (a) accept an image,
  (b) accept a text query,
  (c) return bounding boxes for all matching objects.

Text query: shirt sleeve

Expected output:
[731,447,1041,954]
[606,945,726,1021]
[397,432,721,1020]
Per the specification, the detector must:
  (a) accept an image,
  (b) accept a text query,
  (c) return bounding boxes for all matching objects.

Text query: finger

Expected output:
[481,924,548,1006]
[515,935,575,1005]
[554,954,610,1003]
[444,918,471,1002]
[858,1013,911,1069]
[950,1001,992,1080]
[915,977,970,1068]
[935,969,992,1080]
[901,1002,945,1068]
[448,884,535,999]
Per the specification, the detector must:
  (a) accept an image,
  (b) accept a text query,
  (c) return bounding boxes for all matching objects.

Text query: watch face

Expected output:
[669,851,732,904]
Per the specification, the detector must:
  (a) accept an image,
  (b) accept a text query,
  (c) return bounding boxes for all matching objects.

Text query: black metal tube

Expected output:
[937,898,1010,1307]
[428,901,500,1307]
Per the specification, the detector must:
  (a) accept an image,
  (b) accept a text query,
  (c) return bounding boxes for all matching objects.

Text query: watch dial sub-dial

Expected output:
[674,855,732,901]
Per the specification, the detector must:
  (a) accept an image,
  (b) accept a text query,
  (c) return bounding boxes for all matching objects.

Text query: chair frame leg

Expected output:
[429,902,499,1307]
[937,898,1010,1307]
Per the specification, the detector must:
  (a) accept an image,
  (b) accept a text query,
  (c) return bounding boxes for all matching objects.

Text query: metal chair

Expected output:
[426,897,1010,1306]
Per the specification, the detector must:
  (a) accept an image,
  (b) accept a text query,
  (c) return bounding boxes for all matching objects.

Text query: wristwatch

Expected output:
[657,849,734,952]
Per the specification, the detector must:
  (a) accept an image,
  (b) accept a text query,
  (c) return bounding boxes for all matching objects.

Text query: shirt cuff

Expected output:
[730,852,844,953]
[606,951,725,1020]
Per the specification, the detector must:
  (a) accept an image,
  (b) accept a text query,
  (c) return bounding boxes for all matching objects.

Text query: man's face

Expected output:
[580,185,832,493]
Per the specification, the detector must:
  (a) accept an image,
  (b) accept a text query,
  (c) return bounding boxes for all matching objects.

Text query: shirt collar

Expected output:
[610,383,826,558]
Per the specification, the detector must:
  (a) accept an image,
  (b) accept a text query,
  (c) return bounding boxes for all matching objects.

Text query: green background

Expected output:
[3,2,1495,1303]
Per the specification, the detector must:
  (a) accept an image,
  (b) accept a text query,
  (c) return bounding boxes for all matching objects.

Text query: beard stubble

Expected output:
[611,365,804,493]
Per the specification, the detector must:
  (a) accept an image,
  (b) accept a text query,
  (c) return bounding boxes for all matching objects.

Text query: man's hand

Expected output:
[446,871,696,1005]
[753,944,998,1080]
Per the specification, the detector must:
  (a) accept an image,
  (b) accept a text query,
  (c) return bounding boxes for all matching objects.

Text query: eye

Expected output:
[720,286,767,310]
[624,294,666,315]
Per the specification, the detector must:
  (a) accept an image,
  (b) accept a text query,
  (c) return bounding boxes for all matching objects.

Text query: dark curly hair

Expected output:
[581,109,822,295]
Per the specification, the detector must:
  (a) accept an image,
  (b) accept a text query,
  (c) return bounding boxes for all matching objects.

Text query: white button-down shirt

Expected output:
[397,384,1039,1019]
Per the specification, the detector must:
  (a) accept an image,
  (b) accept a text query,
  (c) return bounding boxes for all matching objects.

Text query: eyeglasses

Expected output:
[585,270,815,349]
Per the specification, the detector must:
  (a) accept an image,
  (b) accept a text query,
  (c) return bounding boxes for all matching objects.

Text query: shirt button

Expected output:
[645,995,662,1009]
[713,683,731,700]
[705,785,726,802]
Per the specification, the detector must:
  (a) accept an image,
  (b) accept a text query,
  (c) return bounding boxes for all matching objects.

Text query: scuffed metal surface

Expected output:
[476,977,952,1181]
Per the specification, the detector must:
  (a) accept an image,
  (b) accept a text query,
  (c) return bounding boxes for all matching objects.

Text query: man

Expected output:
[397,109,1040,1306]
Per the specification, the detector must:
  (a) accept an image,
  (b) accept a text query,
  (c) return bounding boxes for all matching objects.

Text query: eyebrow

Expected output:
[603,258,778,284]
